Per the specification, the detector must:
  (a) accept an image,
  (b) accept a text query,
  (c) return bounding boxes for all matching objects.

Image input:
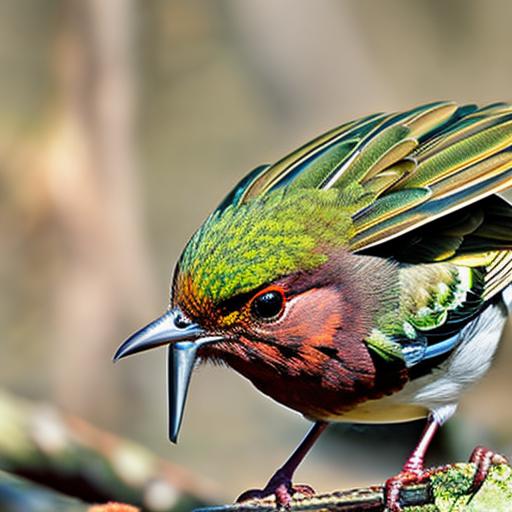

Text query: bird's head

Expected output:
[114,188,398,440]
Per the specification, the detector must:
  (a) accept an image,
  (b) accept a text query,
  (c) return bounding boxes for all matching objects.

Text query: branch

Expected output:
[195,463,512,511]
[0,389,218,511]
[0,470,88,512]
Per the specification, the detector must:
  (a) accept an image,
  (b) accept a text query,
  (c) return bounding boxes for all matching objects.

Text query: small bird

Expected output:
[115,101,512,511]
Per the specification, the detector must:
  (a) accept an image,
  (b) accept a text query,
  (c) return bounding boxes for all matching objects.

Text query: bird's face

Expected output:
[114,190,399,439]
[173,267,367,370]
[183,279,331,371]
[116,256,397,439]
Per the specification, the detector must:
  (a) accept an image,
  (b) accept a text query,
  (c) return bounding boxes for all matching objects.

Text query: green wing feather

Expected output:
[217,101,512,289]
[214,101,512,368]
[219,101,512,268]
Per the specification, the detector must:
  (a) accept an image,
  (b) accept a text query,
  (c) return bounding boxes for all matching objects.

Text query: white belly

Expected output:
[330,295,510,425]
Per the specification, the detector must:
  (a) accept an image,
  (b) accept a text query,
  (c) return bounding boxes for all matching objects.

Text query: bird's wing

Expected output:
[218,101,461,211]
[216,100,512,369]
[219,101,512,254]
[365,248,512,371]
[218,101,512,294]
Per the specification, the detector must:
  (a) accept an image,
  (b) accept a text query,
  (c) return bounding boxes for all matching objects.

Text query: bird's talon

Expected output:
[289,483,316,497]
[468,445,509,493]
[236,481,316,507]
[385,470,429,512]
[235,488,266,503]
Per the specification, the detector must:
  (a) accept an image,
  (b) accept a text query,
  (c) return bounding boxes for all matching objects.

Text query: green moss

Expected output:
[428,464,512,512]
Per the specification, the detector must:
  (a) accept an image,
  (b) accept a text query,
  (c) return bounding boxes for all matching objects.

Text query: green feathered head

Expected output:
[173,188,353,317]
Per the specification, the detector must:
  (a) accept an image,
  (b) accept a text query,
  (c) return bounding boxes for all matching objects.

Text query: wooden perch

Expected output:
[196,463,512,511]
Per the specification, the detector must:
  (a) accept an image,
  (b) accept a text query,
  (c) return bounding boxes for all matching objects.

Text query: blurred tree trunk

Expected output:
[46,0,156,420]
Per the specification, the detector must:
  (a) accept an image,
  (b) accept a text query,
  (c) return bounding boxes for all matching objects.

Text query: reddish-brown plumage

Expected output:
[189,250,408,421]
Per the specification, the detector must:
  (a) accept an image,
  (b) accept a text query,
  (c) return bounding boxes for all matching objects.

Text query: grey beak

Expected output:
[114,309,222,443]
[113,309,205,361]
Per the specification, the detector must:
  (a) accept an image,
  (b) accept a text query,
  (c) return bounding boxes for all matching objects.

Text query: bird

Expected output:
[115,101,512,511]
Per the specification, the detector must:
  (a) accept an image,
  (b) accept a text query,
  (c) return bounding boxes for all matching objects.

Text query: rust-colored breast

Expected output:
[204,284,407,420]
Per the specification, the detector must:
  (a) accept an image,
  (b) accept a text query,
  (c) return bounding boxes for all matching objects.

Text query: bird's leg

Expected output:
[385,416,440,512]
[236,421,329,508]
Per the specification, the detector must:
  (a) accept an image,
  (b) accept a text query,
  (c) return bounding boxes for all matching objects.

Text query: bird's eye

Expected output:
[250,288,285,321]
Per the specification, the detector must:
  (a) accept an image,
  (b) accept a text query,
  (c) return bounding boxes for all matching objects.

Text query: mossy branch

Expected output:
[195,463,512,512]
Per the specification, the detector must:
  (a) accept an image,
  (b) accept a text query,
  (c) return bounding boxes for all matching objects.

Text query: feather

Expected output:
[239,113,387,200]
[404,101,458,139]
[414,112,512,160]
[362,167,410,196]
[219,101,512,262]
[483,252,512,300]
[215,101,512,315]
[350,168,512,251]
[215,164,270,213]
[353,188,431,232]
[328,125,412,188]
[400,120,512,189]
[218,102,461,205]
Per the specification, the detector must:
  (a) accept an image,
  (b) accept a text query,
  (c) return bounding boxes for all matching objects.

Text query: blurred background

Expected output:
[2,0,512,509]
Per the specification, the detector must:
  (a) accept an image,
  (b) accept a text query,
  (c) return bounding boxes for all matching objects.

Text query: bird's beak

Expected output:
[113,309,222,443]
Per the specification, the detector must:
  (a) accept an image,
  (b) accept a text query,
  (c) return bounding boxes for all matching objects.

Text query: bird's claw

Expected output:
[468,445,508,493]
[384,469,427,512]
[384,446,509,511]
[236,471,315,508]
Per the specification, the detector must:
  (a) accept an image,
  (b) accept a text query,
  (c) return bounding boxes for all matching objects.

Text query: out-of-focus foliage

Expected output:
[0,470,87,512]
[1,0,512,503]
[0,390,217,510]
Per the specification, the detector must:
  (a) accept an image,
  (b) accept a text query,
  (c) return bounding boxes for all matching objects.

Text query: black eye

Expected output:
[251,290,285,320]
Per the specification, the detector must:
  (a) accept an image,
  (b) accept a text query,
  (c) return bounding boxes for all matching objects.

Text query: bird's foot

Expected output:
[385,446,508,511]
[468,445,508,493]
[236,469,315,509]
[384,468,428,512]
